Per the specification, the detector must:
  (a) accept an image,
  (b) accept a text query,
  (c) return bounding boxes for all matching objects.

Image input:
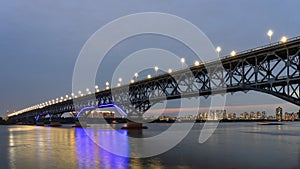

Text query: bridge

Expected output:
[7,36,300,126]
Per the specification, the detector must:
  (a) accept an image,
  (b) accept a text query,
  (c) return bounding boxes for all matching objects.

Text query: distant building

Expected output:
[207,110,226,120]
[276,107,283,121]
[102,111,115,118]
[262,111,267,119]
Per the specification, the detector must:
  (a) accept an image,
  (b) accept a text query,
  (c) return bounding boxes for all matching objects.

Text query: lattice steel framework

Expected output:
[8,37,300,122]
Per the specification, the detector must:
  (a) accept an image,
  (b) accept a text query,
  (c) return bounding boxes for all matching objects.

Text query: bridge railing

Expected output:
[224,36,300,59]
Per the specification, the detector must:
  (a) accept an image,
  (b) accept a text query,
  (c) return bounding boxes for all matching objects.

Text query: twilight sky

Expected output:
[0,0,299,118]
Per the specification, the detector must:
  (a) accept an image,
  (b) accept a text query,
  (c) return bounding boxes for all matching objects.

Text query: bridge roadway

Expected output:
[8,36,300,123]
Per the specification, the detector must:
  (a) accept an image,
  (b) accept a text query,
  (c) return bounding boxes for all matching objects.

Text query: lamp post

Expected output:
[118,78,122,86]
[180,57,185,68]
[134,72,138,81]
[230,50,236,57]
[154,66,159,76]
[95,85,99,92]
[216,46,221,58]
[86,88,90,94]
[280,36,287,43]
[267,29,273,44]
[105,81,109,90]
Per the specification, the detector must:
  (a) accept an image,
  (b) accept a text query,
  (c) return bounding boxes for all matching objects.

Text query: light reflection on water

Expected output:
[1,122,300,169]
[74,127,129,169]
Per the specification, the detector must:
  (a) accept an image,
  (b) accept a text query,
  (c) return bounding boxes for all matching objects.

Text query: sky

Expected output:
[0,0,300,118]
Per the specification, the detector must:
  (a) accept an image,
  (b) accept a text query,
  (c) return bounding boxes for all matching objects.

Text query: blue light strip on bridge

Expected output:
[36,113,51,121]
[36,114,41,121]
[112,104,127,117]
[98,103,127,117]
[75,103,127,119]
[75,106,96,119]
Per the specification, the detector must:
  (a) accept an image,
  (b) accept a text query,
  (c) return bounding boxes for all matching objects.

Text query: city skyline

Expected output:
[1,1,300,117]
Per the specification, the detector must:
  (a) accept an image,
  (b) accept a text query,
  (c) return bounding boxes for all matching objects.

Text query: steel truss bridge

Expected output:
[8,37,300,123]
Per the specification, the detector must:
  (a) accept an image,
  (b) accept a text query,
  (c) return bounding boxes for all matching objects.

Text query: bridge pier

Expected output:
[35,114,45,126]
[121,117,148,130]
[48,114,62,127]
[36,121,44,126]
[73,120,88,128]
[72,109,93,127]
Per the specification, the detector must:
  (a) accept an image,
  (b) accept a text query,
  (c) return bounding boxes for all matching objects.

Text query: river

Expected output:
[0,122,300,169]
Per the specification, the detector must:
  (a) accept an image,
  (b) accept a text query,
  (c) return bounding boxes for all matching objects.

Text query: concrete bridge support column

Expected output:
[73,110,92,128]
[121,116,148,130]
[35,114,45,126]
[48,114,62,127]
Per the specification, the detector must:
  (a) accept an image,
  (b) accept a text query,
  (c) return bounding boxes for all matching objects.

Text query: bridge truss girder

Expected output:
[8,38,300,122]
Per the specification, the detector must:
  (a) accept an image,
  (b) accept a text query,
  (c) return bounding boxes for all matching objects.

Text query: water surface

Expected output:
[1,122,300,169]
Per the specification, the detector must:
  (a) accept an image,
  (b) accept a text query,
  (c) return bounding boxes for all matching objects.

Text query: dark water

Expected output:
[1,122,300,169]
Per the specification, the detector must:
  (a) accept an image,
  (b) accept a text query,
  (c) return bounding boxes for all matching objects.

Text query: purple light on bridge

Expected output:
[75,106,96,119]
[75,103,127,119]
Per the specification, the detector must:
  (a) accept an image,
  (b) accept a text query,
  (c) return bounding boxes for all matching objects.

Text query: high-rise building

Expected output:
[276,107,283,121]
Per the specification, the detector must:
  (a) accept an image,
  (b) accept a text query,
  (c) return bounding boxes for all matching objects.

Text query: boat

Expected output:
[121,123,148,129]
[72,121,89,128]
[48,122,62,127]
[258,122,283,125]
[121,125,148,129]
[111,120,118,124]
[36,122,44,126]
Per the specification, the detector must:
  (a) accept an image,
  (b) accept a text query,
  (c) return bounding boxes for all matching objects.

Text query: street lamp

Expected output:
[230,50,236,57]
[118,78,122,85]
[216,46,221,57]
[134,72,138,81]
[280,36,288,43]
[130,79,134,84]
[154,66,159,76]
[168,68,172,73]
[267,29,273,43]
[105,81,109,90]
[78,90,83,96]
[147,74,152,79]
[180,57,185,68]
[194,60,200,66]
[117,83,121,87]
[95,85,99,92]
